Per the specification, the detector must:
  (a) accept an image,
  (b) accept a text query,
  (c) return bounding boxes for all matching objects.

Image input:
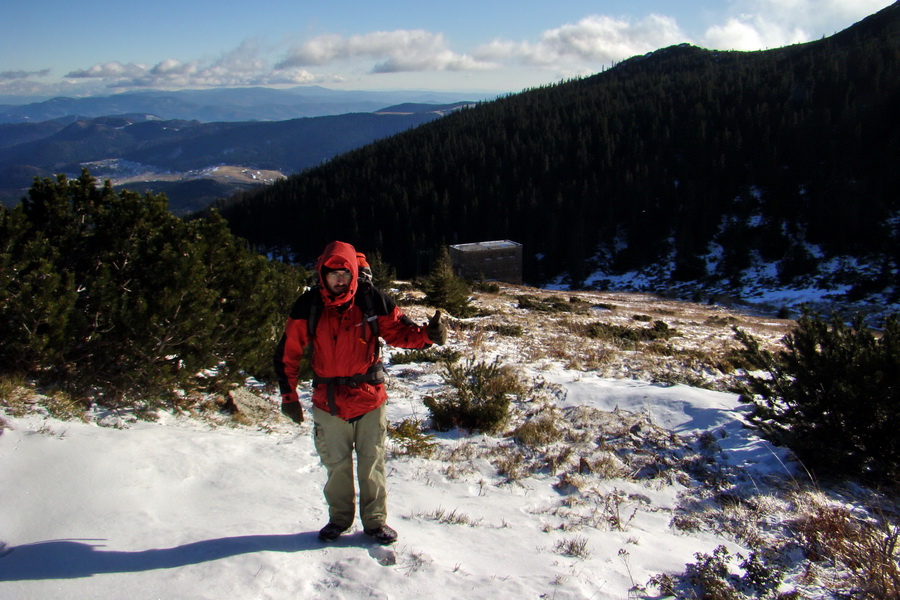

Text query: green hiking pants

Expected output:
[312,404,387,530]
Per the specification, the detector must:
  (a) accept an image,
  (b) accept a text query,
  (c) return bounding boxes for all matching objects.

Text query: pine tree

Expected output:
[423,246,473,317]
[366,249,398,292]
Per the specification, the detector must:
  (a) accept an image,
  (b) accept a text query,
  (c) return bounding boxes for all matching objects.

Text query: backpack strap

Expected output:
[305,287,324,361]
[305,283,379,359]
[356,280,381,361]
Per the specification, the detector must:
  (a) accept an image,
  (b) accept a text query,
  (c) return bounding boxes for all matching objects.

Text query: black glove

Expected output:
[281,398,304,424]
[426,310,447,345]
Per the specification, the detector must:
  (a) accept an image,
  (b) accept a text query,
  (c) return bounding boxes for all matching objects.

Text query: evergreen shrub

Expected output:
[586,320,677,344]
[366,249,397,292]
[424,358,523,433]
[390,346,461,365]
[516,294,585,313]
[489,322,524,337]
[0,171,305,404]
[388,418,436,457]
[735,310,900,483]
[470,280,501,293]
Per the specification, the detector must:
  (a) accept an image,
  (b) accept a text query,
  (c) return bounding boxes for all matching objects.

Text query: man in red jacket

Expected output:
[274,240,446,545]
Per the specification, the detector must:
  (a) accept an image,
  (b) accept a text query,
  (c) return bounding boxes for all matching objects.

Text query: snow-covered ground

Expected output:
[0,378,767,600]
[0,285,894,599]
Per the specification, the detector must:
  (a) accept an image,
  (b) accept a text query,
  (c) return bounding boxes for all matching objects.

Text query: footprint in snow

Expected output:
[368,545,396,566]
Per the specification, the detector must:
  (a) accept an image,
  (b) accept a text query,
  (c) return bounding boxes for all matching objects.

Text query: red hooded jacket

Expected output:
[274,241,433,420]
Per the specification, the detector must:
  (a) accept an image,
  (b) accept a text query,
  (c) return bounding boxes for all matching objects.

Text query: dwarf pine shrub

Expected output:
[586,319,677,344]
[0,170,305,404]
[424,357,523,433]
[516,294,587,313]
[366,249,397,292]
[735,310,900,483]
[488,322,524,337]
[470,280,501,294]
[391,346,461,365]
[388,418,436,457]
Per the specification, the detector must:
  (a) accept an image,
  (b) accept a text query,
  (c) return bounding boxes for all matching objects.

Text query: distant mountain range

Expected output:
[0,96,476,213]
[0,86,490,123]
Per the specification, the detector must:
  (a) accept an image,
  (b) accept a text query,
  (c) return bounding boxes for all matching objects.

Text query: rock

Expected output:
[226,388,275,423]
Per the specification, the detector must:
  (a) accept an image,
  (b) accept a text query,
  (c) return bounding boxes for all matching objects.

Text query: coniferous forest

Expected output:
[217,3,899,292]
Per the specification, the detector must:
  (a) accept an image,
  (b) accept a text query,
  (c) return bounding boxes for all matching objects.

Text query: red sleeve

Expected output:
[377,306,432,349]
[274,316,308,396]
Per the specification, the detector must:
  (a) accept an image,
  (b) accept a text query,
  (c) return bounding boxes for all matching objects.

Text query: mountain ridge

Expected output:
[0,107,459,212]
[0,87,491,123]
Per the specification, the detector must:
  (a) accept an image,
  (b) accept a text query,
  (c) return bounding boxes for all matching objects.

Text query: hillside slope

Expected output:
[218,2,899,317]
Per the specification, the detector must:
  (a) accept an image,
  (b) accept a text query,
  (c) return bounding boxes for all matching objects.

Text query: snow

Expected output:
[1,281,888,599]
[0,368,793,599]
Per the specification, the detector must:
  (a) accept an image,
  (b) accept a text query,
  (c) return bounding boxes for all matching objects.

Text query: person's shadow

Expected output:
[0,532,322,581]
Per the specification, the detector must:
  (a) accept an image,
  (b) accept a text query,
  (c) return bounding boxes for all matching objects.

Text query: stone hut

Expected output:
[448,240,523,284]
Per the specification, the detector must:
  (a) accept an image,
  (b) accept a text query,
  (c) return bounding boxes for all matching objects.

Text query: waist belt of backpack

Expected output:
[313,363,386,416]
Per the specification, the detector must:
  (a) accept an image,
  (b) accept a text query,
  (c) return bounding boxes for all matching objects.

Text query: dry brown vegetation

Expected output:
[390,284,899,600]
[398,283,794,393]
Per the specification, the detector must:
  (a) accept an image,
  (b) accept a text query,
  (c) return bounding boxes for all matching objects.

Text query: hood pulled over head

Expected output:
[317,240,359,305]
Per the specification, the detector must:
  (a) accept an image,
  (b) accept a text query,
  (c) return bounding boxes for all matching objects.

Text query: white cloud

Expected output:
[63,41,343,90]
[477,14,687,68]
[746,0,890,28]
[277,29,495,73]
[66,62,148,79]
[64,30,495,91]
[56,15,689,93]
[702,0,893,50]
[703,17,807,50]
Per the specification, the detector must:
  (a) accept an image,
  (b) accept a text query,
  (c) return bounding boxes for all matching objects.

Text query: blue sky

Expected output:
[1,0,893,99]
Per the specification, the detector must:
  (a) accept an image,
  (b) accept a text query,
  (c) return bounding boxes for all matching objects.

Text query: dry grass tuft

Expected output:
[792,501,900,599]
[554,536,591,558]
[418,507,482,527]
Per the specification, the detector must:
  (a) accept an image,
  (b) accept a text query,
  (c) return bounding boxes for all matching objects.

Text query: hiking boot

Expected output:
[363,524,398,545]
[318,522,350,542]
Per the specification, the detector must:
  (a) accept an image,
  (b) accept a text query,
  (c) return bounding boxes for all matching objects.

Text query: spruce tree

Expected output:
[367,249,397,292]
[423,246,473,317]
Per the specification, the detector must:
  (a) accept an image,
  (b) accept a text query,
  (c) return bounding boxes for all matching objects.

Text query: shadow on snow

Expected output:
[0,532,333,580]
